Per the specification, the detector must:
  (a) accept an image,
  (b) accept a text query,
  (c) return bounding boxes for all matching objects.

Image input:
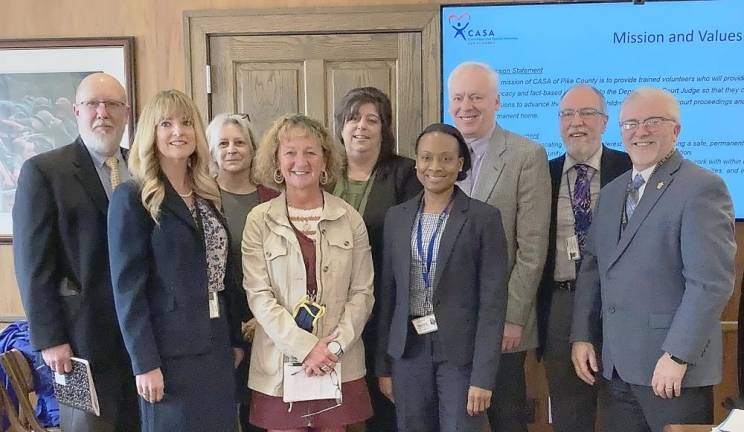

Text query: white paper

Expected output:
[282,362,342,403]
[714,408,744,432]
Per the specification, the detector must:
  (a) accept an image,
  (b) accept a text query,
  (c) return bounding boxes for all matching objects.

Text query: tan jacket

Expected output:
[242,192,374,396]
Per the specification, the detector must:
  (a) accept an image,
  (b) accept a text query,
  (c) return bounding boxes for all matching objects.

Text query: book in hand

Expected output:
[283,362,342,403]
[52,357,100,416]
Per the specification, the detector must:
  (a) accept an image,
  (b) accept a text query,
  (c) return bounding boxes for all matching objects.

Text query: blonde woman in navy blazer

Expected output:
[108,90,245,431]
[376,123,510,431]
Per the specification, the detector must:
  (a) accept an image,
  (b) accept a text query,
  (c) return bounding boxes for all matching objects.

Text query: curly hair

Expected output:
[128,89,220,222]
[254,113,343,189]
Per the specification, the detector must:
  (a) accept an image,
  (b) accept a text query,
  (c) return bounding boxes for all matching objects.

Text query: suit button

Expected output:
[608,306,616,314]
[323,265,329,272]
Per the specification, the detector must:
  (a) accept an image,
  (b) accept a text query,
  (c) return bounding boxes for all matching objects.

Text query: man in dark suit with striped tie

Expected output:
[13,73,139,431]
[537,84,630,432]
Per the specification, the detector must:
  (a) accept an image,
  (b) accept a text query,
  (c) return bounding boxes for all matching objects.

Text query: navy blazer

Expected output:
[536,146,631,358]
[108,179,244,375]
[13,138,129,367]
[376,187,509,390]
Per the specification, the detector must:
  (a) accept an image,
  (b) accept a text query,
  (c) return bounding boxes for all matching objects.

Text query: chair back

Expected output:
[0,349,50,432]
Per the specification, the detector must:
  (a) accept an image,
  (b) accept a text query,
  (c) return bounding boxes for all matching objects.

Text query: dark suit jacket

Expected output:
[376,187,509,390]
[536,146,631,358]
[108,179,244,375]
[13,137,129,367]
[353,155,421,363]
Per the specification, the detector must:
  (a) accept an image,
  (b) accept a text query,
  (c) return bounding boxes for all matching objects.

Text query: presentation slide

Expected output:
[442,0,744,218]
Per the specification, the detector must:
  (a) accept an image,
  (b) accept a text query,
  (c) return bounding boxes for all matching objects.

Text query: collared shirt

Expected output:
[408,210,449,317]
[631,165,655,201]
[456,123,496,196]
[553,146,603,282]
[83,143,129,199]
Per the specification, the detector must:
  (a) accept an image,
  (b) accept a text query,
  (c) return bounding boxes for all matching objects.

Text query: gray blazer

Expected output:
[376,187,510,390]
[571,150,736,387]
[471,124,551,351]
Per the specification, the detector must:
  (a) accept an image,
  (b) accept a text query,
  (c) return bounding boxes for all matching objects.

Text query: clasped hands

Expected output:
[300,329,340,376]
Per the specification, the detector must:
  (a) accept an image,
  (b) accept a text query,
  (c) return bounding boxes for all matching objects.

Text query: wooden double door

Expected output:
[186,6,440,156]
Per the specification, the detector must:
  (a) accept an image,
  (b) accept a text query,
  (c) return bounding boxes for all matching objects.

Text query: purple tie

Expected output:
[572,164,592,253]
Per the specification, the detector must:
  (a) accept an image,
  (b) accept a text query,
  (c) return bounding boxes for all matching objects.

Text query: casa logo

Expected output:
[448,13,471,40]
[448,12,502,43]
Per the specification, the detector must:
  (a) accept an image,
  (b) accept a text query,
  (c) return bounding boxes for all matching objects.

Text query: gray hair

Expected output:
[560,84,607,113]
[205,113,257,176]
[621,87,681,122]
[447,61,500,96]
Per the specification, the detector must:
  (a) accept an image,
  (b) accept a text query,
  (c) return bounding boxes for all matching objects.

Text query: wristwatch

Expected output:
[670,354,687,365]
[328,340,344,358]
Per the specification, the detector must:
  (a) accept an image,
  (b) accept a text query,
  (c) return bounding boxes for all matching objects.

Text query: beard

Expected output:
[79,124,125,156]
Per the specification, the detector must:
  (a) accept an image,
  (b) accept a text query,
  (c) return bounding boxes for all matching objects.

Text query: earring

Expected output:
[320,170,329,185]
[273,169,284,184]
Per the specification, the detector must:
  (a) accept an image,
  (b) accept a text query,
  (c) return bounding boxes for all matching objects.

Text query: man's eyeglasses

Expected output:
[619,117,676,132]
[76,100,127,112]
[558,108,606,120]
[300,367,342,418]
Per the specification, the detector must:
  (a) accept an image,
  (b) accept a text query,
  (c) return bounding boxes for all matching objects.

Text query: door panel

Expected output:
[209,32,421,156]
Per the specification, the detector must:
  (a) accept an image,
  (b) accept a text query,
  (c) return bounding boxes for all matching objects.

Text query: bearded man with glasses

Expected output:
[570,87,736,432]
[13,72,139,431]
[537,84,631,432]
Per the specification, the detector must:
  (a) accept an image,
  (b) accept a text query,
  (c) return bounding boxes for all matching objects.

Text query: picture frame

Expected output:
[0,37,136,243]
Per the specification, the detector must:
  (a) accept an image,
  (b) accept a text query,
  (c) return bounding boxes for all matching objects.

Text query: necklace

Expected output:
[178,190,194,198]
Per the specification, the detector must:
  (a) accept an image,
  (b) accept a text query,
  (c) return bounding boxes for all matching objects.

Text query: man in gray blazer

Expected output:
[448,62,551,432]
[571,87,736,432]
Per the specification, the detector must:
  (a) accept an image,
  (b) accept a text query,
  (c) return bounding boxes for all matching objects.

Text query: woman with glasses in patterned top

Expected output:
[242,113,374,431]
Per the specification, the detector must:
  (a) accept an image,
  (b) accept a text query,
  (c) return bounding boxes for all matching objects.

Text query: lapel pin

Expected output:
[656,181,664,190]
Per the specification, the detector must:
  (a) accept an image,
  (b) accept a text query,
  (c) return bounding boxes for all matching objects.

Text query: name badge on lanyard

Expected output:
[209,291,220,319]
[566,235,581,261]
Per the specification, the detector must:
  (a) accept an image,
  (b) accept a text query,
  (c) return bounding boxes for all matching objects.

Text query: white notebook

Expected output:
[283,362,342,403]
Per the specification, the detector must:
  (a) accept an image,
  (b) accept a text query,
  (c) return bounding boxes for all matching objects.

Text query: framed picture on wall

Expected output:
[0,37,136,243]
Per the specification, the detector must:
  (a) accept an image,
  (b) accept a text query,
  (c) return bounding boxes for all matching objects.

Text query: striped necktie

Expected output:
[625,173,645,221]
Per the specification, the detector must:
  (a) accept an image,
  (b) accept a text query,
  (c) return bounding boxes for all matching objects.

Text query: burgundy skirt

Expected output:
[249,378,372,429]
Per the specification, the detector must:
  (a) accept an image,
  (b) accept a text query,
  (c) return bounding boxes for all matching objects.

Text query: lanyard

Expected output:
[332,170,377,216]
[415,197,453,290]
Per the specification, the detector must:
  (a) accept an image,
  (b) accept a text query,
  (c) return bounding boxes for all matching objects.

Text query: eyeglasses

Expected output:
[300,368,342,418]
[619,116,676,132]
[76,100,127,112]
[230,113,251,121]
[558,108,606,120]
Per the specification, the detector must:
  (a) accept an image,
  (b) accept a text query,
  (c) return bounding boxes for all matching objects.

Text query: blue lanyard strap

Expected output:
[415,197,453,290]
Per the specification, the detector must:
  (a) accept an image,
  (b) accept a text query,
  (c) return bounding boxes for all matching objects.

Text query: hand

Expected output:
[233,347,245,368]
[136,368,165,403]
[241,318,257,343]
[378,376,394,403]
[302,330,339,376]
[41,343,73,374]
[651,353,687,399]
[571,341,599,385]
[466,386,492,416]
[501,323,523,352]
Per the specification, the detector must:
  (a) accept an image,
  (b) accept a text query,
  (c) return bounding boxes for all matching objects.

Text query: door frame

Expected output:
[183,5,440,125]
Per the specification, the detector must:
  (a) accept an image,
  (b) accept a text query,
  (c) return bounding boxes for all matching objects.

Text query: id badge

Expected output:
[411,314,438,335]
[566,235,581,261]
[209,291,220,319]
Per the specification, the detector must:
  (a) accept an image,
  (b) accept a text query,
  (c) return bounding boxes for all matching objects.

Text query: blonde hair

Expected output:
[205,113,257,179]
[254,113,343,189]
[128,90,221,222]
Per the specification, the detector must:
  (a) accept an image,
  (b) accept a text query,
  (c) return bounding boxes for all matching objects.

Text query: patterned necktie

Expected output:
[105,156,120,189]
[572,164,592,253]
[625,173,645,222]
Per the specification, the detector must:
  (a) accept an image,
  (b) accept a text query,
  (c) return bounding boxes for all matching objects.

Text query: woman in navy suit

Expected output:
[108,90,245,431]
[376,123,509,432]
